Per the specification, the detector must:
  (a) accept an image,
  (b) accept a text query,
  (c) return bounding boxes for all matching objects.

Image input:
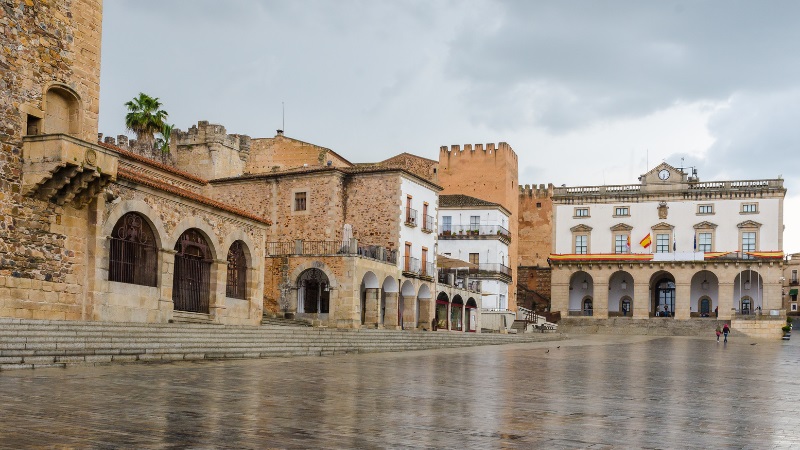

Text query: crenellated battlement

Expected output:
[519,183,554,198]
[439,142,518,161]
[174,121,251,155]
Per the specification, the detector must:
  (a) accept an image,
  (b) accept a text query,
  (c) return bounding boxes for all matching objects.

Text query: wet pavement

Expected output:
[1,335,799,449]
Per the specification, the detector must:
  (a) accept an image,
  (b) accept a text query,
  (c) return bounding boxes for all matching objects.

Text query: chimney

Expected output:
[276,129,284,136]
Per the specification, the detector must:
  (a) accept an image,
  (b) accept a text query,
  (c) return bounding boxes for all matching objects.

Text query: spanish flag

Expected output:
[640,233,652,249]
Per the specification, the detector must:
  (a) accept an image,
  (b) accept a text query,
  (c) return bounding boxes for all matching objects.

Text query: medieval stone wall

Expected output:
[518,183,554,267]
[0,0,103,319]
[172,121,250,180]
[438,142,520,309]
[344,172,402,249]
[246,134,351,175]
[377,153,439,184]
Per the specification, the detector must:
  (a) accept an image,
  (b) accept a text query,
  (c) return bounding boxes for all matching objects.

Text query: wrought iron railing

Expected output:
[404,207,418,227]
[437,268,482,292]
[466,263,512,278]
[438,224,510,241]
[403,256,420,274]
[266,240,396,265]
[421,261,435,278]
[421,214,434,232]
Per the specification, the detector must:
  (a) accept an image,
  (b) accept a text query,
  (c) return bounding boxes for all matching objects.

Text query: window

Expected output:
[442,216,452,233]
[294,192,307,211]
[742,231,756,253]
[742,203,758,214]
[109,212,158,287]
[656,234,670,253]
[792,304,798,312]
[575,235,588,254]
[614,234,629,254]
[698,204,714,215]
[469,253,480,265]
[574,207,589,218]
[792,270,798,283]
[614,206,629,217]
[536,202,542,208]
[226,241,247,299]
[470,215,480,229]
[698,232,712,252]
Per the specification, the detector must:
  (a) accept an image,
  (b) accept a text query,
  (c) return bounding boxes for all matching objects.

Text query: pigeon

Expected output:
[750,343,757,346]
[545,349,550,353]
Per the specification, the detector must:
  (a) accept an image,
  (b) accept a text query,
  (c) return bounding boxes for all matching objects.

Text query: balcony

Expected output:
[437,269,482,292]
[465,263,512,282]
[438,224,510,244]
[402,256,434,280]
[421,214,434,233]
[266,239,397,265]
[404,208,418,227]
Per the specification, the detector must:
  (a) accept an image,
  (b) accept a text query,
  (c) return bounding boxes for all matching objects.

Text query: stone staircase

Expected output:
[260,315,312,327]
[0,319,565,371]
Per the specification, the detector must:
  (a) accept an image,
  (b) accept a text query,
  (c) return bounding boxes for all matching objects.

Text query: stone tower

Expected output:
[438,142,520,309]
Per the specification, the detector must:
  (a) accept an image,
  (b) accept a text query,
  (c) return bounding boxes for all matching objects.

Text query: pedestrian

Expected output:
[715,325,722,343]
[714,306,718,318]
[722,323,730,343]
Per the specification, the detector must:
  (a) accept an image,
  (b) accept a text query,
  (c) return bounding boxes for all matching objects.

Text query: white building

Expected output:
[549,163,786,335]
[437,194,513,329]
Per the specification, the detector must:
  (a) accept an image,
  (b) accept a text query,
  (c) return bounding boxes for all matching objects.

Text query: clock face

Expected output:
[658,169,670,180]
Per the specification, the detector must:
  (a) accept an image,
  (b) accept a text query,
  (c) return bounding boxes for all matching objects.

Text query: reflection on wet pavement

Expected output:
[1,335,798,448]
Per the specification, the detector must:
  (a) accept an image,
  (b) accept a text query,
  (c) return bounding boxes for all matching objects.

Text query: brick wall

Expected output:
[344,172,401,249]
[246,134,351,174]
[518,184,554,267]
[517,266,552,312]
[378,153,438,184]
[173,121,250,180]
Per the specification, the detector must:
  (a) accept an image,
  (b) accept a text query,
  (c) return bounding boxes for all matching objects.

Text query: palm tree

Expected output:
[124,93,168,148]
[154,123,174,161]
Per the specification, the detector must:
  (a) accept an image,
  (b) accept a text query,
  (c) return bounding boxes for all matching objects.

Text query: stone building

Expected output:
[1,0,270,325]
[517,183,555,314]
[783,253,799,315]
[548,163,787,337]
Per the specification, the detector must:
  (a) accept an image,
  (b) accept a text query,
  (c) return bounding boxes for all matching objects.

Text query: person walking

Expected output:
[722,323,730,343]
[715,325,722,342]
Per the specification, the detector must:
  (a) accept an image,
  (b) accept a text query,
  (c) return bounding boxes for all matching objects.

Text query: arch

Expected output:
[42,83,82,136]
[401,280,416,297]
[417,284,432,299]
[466,298,478,308]
[608,270,633,316]
[172,228,213,314]
[103,199,167,250]
[620,296,632,317]
[690,270,719,317]
[569,271,594,315]
[221,229,258,268]
[382,276,399,293]
[362,271,380,290]
[225,240,248,300]
[733,270,763,314]
[451,295,464,331]
[650,271,676,318]
[296,268,330,314]
[108,212,158,287]
[582,296,593,316]
[168,217,219,261]
[465,298,478,332]
[435,292,449,330]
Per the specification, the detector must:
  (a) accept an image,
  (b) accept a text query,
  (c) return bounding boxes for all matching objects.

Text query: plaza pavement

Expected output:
[0,334,798,448]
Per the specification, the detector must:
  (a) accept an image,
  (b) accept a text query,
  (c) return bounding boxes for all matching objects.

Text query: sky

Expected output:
[98,0,800,251]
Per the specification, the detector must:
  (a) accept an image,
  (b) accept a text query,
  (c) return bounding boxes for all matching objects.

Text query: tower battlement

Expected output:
[520,183,554,198]
[439,142,518,162]
[174,121,251,155]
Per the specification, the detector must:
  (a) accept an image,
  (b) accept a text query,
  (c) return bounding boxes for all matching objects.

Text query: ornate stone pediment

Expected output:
[737,220,762,229]
[610,223,633,231]
[693,221,718,229]
[651,222,674,231]
[570,224,593,232]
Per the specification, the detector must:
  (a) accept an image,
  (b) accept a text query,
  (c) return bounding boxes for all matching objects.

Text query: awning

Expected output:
[790,289,798,296]
[436,254,478,269]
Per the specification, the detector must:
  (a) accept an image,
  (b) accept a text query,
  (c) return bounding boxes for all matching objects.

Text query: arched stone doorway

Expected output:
[569,271,594,316]
[173,229,213,314]
[466,298,478,332]
[608,270,633,317]
[690,270,719,318]
[417,284,432,329]
[109,212,158,287]
[435,292,449,330]
[297,268,330,314]
[582,296,593,316]
[452,295,464,331]
[360,271,379,326]
[651,271,676,318]
[734,270,763,315]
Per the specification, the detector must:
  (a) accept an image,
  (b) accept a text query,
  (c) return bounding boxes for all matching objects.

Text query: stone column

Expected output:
[718,281,734,320]
[675,281,691,320]
[762,277,783,311]
[402,295,417,330]
[418,297,433,330]
[383,292,400,329]
[592,273,609,319]
[364,288,380,328]
[159,249,177,322]
[210,259,228,324]
[633,280,650,319]
[550,267,570,316]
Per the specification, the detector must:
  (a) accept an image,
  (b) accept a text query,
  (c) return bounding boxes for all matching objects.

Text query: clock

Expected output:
[658,169,670,180]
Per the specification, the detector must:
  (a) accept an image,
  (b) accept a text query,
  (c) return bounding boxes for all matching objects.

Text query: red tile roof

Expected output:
[117,167,271,226]
[97,141,209,185]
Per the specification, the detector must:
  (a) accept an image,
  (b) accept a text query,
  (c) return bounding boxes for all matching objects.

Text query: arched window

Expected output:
[297,268,330,314]
[226,241,247,299]
[741,296,752,315]
[583,298,593,316]
[44,86,80,135]
[109,213,158,286]
[173,229,212,313]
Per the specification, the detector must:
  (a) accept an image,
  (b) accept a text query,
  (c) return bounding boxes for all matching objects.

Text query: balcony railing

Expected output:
[437,269,481,292]
[465,263,512,279]
[438,224,510,242]
[266,240,397,265]
[403,256,420,274]
[404,208,418,227]
[421,214,434,233]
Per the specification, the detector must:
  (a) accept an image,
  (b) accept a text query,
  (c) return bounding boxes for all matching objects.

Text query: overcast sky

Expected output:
[98,0,800,251]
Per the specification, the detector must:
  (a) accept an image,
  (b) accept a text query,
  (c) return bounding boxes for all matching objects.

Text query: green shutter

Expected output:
[789,289,798,296]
